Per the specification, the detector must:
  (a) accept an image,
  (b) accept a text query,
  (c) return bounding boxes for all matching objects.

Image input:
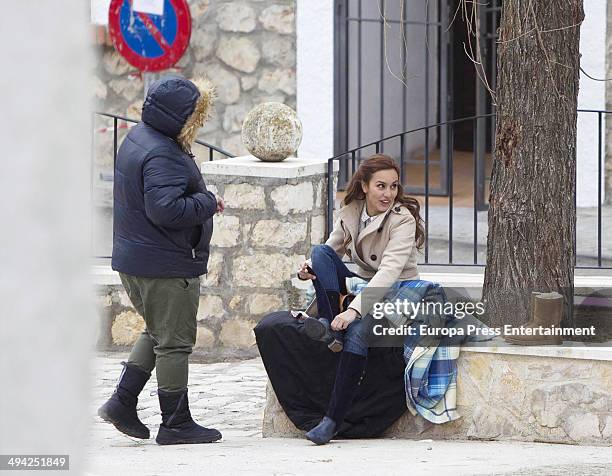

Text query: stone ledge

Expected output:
[201,155,339,179]
[92,265,612,290]
[262,351,612,445]
[419,271,612,289]
[262,382,303,439]
[464,339,612,362]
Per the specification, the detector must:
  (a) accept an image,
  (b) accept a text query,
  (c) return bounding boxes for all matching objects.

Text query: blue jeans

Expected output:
[310,244,369,356]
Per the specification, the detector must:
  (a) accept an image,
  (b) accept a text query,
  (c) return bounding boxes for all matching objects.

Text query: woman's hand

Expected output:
[297,260,316,280]
[331,308,359,331]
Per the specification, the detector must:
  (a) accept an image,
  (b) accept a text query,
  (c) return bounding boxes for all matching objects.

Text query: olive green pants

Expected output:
[119,273,200,392]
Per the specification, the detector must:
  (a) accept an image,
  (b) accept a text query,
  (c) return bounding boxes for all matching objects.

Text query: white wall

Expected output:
[0,1,94,472]
[296,0,436,161]
[577,0,607,207]
[296,0,608,204]
[91,0,111,24]
[296,0,335,160]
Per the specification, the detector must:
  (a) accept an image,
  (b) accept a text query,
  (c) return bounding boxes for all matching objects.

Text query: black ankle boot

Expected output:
[304,416,336,445]
[303,317,344,352]
[156,389,222,445]
[304,291,344,352]
[98,362,151,439]
[305,351,367,445]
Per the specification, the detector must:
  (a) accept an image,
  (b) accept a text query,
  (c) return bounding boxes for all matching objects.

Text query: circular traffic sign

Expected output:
[108,0,192,72]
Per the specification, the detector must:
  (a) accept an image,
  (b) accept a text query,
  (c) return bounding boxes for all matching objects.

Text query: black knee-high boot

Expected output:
[305,351,367,445]
[98,362,151,439]
[304,291,344,352]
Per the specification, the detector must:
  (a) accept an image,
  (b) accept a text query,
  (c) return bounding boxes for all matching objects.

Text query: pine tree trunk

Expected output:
[483,0,584,328]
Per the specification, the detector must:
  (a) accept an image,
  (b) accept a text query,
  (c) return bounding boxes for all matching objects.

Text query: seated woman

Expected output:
[296,153,425,445]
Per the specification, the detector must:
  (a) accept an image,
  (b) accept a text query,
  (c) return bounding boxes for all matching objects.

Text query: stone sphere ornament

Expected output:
[241,102,303,162]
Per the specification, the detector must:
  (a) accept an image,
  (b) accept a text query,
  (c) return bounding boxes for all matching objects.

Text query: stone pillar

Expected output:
[199,156,338,352]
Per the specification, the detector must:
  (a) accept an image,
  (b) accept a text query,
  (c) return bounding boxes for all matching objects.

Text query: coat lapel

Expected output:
[355,202,395,247]
[340,200,361,245]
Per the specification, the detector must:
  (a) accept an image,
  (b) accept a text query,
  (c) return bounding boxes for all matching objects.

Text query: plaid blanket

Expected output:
[348,278,462,424]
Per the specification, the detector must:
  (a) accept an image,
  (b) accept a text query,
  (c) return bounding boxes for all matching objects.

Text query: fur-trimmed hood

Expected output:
[141,75,215,153]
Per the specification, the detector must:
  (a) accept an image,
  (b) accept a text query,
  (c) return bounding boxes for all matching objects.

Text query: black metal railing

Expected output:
[326,111,610,270]
[91,112,235,260]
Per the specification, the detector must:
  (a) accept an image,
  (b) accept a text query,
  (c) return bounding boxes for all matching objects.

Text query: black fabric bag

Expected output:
[254,311,408,438]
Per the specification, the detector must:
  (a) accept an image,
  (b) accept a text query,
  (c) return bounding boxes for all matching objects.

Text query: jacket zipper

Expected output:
[192,249,196,259]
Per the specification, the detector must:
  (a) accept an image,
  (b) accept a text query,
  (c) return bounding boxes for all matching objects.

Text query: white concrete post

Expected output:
[0,1,94,472]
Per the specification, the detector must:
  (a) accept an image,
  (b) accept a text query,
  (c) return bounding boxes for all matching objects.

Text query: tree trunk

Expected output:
[483,0,584,328]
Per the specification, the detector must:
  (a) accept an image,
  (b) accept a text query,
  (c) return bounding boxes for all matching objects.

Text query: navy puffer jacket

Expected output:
[111,76,217,278]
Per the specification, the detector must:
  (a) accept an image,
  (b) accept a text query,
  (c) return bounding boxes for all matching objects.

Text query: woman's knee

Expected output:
[343,338,368,357]
[311,244,334,263]
[343,322,368,356]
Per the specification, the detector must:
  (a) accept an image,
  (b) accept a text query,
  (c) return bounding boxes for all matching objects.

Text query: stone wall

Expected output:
[92,0,297,256]
[94,0,296,164]
[96,283,258,359]
[197,162,334,352]
[96,157,337,359]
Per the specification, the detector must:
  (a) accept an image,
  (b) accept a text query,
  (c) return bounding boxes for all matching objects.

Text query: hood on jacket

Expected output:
[141,75,215,153]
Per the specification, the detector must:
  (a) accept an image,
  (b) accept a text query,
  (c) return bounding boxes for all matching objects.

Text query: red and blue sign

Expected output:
[108,0,192,72]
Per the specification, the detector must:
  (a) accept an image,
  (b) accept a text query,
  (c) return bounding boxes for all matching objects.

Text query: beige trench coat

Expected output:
[325,199,420,316]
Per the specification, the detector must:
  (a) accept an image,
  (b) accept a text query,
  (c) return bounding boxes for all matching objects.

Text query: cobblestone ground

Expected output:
[86,355,612,476]
[89,355,267,440]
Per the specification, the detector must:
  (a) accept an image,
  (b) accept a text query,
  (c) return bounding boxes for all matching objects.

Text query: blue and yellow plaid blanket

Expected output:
[348,278,462,424]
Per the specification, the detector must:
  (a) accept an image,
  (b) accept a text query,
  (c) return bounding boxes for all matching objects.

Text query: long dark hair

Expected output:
[343,154,425,249]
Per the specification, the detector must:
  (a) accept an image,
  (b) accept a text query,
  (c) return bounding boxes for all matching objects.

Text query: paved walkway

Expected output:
[424,206,612,267]
[86,355,612,476]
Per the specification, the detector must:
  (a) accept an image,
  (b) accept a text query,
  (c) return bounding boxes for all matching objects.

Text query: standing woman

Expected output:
[98,76,224,445]
[296,154,425,445]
